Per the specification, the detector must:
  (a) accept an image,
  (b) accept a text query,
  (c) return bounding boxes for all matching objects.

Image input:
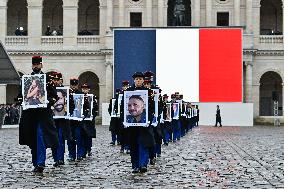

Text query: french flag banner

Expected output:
[114,28,242,102]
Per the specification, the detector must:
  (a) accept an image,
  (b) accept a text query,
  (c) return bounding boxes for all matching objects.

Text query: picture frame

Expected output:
[84,94,94,121]
[152,89,160,127]
[69,94,84,121]
[110,98,117,117]
[22,74,48,110]
[165,103,172,122]
[123,90,148,127]
[172,102,180,120]
[53,87,69,119]
[117,94,123,116]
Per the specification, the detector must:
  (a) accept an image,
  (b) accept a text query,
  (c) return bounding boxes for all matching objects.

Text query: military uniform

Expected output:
[18,56,59,173]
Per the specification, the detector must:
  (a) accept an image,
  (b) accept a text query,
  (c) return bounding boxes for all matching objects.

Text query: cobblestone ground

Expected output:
[1,126,284,188]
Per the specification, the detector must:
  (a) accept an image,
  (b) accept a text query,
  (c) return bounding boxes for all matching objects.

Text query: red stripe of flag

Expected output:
[199,29,242,102]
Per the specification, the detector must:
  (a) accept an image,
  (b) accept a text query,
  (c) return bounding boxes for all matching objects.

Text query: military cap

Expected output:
[52,72,62,80]
[144,71,154,77]
[122,80,129,85]
[171,94,176,98]
[132,72,144,79]
[70,77,79,85]
[81,83,90,89]
[116,88,121,93]
[143,79,151,84]
[163,94,169,98]
[32,56,42,64]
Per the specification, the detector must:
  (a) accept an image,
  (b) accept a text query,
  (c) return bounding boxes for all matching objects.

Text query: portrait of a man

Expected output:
[165,103,172,122]
[124,90,148,127]
[53,87,69,119]
[173,103,180,120]
[70,94,84,120]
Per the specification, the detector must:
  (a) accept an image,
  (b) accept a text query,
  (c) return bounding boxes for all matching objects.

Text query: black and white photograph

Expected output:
[21,74,47,110]
[172,102,180,120]
[110,98,117,117]
[165,103,172,122]
[117,94,123,116]
[70,94,84,121]
[53,87,69,119]
[123,90,148,127]
[152,89,159,126]
[84,94,94,121]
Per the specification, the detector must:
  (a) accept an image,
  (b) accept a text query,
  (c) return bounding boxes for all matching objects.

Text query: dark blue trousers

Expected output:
[52,127,65,162]
[155,144,161,156]
[67,126,85,159]
[130,135,149,169]
[172,120,180,141]
[111,132,120,143]
[84,137,92,153]
[31,123,46,167]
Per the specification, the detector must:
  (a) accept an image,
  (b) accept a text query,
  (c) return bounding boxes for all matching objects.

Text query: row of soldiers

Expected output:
[108,71,199,173]
[18,56,98,173]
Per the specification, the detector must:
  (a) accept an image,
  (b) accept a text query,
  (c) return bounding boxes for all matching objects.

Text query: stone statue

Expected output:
[173,0,186,26]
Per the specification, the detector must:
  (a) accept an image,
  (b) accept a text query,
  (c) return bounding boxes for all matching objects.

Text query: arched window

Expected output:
[260,0,283,35]
[260,71,283,116]
[78,0,100,35]
[42,0,63,36]
[7,0,28,36]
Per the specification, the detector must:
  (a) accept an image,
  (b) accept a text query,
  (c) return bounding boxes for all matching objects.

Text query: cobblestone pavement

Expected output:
[1,126,284,188]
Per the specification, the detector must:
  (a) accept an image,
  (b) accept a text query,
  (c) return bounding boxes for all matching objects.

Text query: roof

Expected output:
[0,41,20,84]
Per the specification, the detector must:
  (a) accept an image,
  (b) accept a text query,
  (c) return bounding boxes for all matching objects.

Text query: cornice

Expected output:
[7,49,114,56]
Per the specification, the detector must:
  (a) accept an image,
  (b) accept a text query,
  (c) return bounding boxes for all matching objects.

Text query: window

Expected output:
[217,12,229,26]
[130,12,142,27]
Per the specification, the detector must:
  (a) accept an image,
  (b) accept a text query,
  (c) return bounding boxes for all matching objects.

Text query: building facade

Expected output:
[0,0,283,123]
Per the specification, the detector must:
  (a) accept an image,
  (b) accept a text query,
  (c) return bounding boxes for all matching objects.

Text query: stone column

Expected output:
[252,83,260,117]
[63,0,78,48]
[246,0,253,33]
[157,0,164,26]
[282,6,284,40]
[0,84,7,104]
[234,0,240,26]
[118,0,125,27]
[245,61,253,103]
[145,0,152,27]
[99,83,105,116]
[106,0,113,31]
[252,1,261,43]
[0,0,7,42]
[206,0,212,26]
[105,60,113,100]
[193,0,200,26]
[27,0,43,47]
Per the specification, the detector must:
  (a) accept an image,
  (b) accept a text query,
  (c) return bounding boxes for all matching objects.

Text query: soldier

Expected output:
[81,83,98,157]
[125,72,155,173]
[117,80,130,154]
[67,78,85,161]
[161,94,171,145]
[108,89,121,145]
[51,72,72,167]
[18,56,59,173]
[215,105,222,127]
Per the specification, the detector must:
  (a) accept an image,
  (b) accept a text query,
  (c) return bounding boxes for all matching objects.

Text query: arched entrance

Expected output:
[78,71,100,114]
[260,0,283,35]
[167,0,191,26]
[78,0,100,35]
[42,0,63,35]
[259,71,283,116]
[7,0,28,36]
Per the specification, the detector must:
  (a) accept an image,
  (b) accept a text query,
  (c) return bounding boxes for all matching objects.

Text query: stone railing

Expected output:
[259,35,283,44]
[77,36,100,45]
[41,36,63,45]
[5,36,28,46]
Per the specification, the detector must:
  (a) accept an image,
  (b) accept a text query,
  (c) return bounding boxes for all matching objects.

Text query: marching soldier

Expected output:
[81,83,98,157]
[67,78,85,161]
[18,56,59,173]
[108,89,121,145]
[125,72,155,173]
[161,94,171,145]
[51,72,72,167]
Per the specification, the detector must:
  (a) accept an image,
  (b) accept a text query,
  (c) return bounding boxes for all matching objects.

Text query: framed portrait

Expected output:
[53,87,69,119]
[123,90,148,127]
[152,89,159,127]
[117,94,123,116]
[110,98,117,117]
[165,103,172,122]
[176,100,183,112]
[69,94,84,120]
[84,94,94,121]
[181,103,187,117]
[172,102,180,120]
[22,74,47,110]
